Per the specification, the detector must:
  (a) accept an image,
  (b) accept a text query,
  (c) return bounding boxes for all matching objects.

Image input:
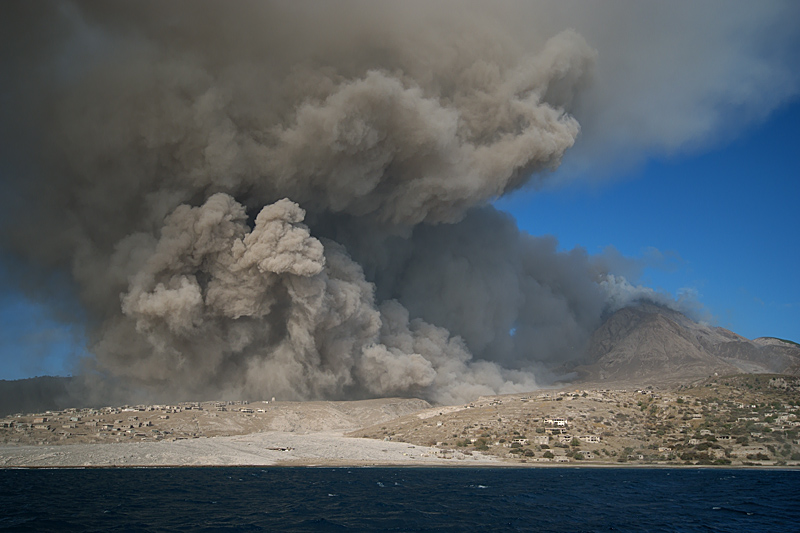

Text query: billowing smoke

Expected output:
[1,1,797,404]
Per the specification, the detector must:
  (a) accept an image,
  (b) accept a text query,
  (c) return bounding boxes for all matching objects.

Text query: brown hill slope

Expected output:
[574,303,800,386]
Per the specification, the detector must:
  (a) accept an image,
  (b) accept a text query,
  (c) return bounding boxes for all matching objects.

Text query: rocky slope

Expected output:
[348,374,800,467]
[574,303,800,385]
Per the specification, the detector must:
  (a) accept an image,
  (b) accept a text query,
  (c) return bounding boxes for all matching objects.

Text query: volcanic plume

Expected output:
[1,2,797,404]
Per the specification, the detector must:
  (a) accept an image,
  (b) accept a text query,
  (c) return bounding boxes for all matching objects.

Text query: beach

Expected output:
[0,430,501,468]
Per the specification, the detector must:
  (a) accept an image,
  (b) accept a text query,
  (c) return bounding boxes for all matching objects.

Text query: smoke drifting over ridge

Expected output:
[1,2,798,404]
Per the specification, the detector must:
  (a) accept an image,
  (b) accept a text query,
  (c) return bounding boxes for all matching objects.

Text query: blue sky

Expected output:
[498,98,800,343]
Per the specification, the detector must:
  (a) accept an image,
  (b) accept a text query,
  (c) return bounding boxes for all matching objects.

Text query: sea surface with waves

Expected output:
[1,467,798,532]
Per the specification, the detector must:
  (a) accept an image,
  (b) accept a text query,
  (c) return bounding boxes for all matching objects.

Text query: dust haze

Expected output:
[1,1,797,405]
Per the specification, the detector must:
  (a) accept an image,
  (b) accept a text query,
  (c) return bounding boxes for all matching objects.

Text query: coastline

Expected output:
[0,430,500,469]
[3,431,797,469]
[4,379,798,469]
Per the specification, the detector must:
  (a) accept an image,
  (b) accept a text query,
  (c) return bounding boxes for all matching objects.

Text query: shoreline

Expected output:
[5,463,798,470]
[2,431,797,470]
[0,430,499,469]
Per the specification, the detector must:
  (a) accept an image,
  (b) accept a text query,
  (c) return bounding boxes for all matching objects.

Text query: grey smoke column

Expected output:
[0,1,599,403]
[3,2,795,403]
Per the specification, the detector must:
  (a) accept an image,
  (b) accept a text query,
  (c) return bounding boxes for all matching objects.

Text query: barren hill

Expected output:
[575,303,800,386]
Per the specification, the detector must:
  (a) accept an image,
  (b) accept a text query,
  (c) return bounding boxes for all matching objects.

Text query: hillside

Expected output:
[348,374,800,466]
[573,303,800,386]
[4,375,799,467]
[0,377,89,417]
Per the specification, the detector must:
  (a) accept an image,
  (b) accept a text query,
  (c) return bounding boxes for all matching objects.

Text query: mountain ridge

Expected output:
[573,302,800,385]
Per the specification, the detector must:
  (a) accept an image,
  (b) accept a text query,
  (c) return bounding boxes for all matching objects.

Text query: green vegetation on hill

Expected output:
[350,374,800,467]
[762,337,800,347]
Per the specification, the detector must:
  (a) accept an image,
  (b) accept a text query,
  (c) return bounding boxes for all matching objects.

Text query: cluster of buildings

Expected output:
[0,400,269,446]
[362,377,800,465]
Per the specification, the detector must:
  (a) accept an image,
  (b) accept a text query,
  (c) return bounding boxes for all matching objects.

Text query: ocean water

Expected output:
[1,467,798,532]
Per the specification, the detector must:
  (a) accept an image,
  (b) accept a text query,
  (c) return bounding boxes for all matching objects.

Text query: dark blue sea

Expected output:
[1,467,799,532]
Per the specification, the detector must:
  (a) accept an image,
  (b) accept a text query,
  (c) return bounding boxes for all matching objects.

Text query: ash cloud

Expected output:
[1,1,797,405]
